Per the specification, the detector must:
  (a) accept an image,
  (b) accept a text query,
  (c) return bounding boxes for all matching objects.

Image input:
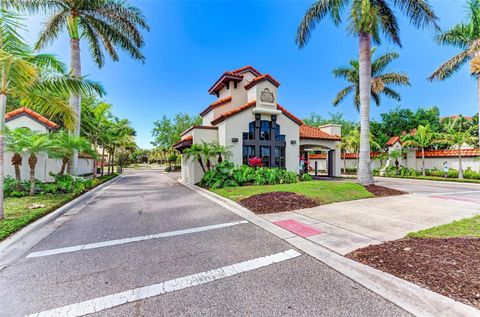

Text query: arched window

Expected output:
[242,114,286,167]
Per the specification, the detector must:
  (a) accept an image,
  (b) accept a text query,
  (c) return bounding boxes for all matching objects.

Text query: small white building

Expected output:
[174,66,342,184]
[4,107,94,182]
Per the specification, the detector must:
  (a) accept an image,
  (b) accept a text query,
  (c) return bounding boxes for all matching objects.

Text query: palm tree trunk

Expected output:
[477,76,480,147]
[92,141,97,179]
[68,36,82,176]
[458,152,464,179]
[101,147,105,176]
[357,33,374,185]
[60,156,69,176]
[197,158,206,173]
[12,154,22,191]
[421,148,426,176]
[0,92,6,219]
[111,146,116,174]
[28,154,37,196]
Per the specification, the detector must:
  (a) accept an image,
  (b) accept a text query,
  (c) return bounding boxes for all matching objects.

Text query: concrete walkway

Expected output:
[261,178,480,255]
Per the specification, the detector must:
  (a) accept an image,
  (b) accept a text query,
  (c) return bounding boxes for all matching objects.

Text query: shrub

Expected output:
[200,161,298,189]
[248,157,262,168]
[300,173,313,181]
[3,176,18,197]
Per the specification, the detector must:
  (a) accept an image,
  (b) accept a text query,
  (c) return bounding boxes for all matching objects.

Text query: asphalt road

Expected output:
[0,170,409,317]
[374,177,480,204]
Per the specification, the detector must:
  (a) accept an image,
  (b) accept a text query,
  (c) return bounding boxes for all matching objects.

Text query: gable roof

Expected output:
[200,96,232,117]
[300,125,341,141]
[208,65,263,95]
[210,101,304,126]
[230,65,262,76]
[173,135,193,150]
[244,74,280,90]
[386,136,402,146]
[5,107,59,129]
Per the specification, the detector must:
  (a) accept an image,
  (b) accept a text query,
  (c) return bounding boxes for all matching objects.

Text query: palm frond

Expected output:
[332,85,354,106]
[378,72,411,86]
[428,50,470,81]
[31,75,106,97]
[332,65,354,81]
[296,0,348,48]
[28,53,66,73]
[372,51,399,75]
[381,87,401,101]
[35,10,67,50]
[435,23,472,49]
[371,91,381,106]
[374,0,401,46]
[79,19,105,67]
[393,0,439,30]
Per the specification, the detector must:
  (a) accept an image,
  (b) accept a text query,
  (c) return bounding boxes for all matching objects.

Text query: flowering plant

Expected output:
[248,157,263,168]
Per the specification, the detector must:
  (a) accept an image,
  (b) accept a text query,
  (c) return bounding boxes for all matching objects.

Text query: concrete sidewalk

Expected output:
[261,193,480,255]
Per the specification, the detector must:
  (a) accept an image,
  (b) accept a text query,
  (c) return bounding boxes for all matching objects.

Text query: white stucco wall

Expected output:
[5,115,49,133]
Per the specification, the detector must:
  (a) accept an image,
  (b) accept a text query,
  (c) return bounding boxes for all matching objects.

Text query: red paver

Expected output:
[273,219,323,237]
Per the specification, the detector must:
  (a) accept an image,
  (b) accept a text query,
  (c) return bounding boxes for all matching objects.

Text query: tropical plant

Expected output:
[435,121,478,179]
[402,124,436,176]
[388,149,406,173]
[22,131,53,195]
[332,49,410,110]
[183,144,206,173]
[0,10,103,219]
[296,0,438,185]
[50,131,95,176]
[5,127,29,191]
[9,0,150,174]
[429,0,480,147]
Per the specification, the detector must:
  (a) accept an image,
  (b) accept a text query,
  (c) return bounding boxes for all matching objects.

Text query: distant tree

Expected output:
[429,0,480,147]
[151,113,202,148]
[332,50,410,110]
[402,125,436,176]
[303,112,358,136]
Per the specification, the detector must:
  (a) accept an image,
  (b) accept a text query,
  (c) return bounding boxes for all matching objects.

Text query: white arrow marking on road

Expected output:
[26,220,248,258]
[25,249,301,317]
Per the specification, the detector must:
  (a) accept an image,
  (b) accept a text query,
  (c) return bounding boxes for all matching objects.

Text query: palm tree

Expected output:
[50,131,95,176]
[296,0,438,185]
[333,50,410,110]
[183,144,207,173]
[0,10,103,219]
[10,0,150,174]
[22,131,53,195]
[429,0,480,147]
[436,122,478,179]
[5,127,29,191]
[402,125,436,176]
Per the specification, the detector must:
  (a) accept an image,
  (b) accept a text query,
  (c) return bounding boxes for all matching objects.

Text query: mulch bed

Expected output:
[364,184,406,197]
[346,238,480,308]
[239,192,319,214]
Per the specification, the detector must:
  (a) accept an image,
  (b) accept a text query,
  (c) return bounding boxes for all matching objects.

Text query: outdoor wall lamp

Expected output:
[232,138,239,143]
[290,140,296,145]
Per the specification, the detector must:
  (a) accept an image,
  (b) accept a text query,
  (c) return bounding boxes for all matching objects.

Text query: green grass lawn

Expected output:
[0,194,75,241]
[212,180,374,204]
[0,173,119,241]
[407,215,480,238]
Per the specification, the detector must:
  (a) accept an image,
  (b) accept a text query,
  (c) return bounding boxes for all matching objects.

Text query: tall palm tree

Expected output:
[50,131,95,176]
[5,127,29,191]
[22,131,53,195]
[429,0,480,147]
[296,0,438,185]
[333,50,410,110]
[402,124,436,176]
[10,0,150,174]
[0,10,103,219]
[436,121,478,179]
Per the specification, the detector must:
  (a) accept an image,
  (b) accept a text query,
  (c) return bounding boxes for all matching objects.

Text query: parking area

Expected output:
[0,170,408,317]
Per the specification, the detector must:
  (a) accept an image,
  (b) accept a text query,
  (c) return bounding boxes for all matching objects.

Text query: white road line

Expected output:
[25,249,301,317]
[26,221,248,258]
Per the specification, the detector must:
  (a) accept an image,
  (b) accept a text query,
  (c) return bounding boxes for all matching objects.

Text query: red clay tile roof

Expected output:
[416,149,480,158]
[199,96,232,117]
[211,100,257,125]
[277,104,303,126]
[386,136,401,146]
[309,153,326,159]
[208,73,244,95]
[173,135,193,149]
[5,107,59,129]
[244,74,280,90]
[180,125,218,136]
[300,125,341,141]
[230,65,262,76]
[342,152,381,159]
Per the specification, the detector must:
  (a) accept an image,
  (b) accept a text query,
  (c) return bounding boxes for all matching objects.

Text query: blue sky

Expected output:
[24,0,474,149]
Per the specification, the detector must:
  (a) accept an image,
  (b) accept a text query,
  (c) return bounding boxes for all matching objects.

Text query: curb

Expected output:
[0,174,123,268]
[179,180,479,317]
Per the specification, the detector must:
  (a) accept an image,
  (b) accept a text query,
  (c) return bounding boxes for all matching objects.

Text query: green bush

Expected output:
[3,176,18,197]
[300,173,313,181]
[201,161,298,189]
